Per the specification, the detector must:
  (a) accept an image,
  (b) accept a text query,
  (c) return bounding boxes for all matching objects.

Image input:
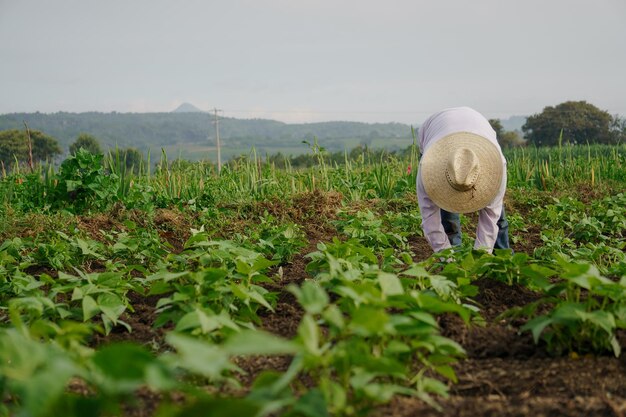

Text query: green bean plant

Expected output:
[505,256,626,357]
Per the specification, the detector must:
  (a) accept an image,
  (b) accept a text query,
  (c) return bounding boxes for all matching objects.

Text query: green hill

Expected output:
[0,111,415,161]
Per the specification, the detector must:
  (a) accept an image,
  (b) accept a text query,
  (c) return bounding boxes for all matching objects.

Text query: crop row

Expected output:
[1,144,625,214]
[1,186,626,415]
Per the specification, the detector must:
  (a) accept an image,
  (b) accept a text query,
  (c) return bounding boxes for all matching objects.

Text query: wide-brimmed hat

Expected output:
[420,132,503,213]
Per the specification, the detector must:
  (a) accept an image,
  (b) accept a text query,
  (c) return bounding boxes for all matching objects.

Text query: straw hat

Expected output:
[420,132,504,213]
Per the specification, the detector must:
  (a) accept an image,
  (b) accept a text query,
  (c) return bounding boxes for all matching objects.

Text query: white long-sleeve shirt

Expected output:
[416,107,507,253]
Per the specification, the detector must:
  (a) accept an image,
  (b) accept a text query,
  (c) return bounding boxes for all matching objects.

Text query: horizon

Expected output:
[0,103,531,127]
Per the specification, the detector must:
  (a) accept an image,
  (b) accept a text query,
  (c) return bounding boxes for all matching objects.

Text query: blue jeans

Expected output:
[440,207,510,250]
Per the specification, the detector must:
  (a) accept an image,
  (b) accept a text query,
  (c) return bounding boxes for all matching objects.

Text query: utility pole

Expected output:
[212,108,223,173]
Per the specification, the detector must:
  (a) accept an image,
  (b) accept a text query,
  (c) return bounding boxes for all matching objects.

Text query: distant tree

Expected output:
[350,144,368,160]
[120,148,144,173]
[31,131,63,162]
[522,101,618,146]
[106,147,145,174]
[69,133,102,155]
[0,129,62,169]
[499,131,525,148]
[610,115,626,144]
[268,152,288,169]
[489,119,525,148]
[489,119,505,138]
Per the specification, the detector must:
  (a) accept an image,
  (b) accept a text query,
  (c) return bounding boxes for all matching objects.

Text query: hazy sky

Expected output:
[1,0,625,124]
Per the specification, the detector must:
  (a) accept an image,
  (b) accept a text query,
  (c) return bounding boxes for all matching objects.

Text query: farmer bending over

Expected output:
[416,107,510,253]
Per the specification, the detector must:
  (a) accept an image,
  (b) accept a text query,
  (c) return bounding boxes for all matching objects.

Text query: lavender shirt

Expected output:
[416,107,507,253]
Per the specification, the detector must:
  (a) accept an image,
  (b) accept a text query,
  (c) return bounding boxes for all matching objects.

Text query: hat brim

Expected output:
[420,132,503,213]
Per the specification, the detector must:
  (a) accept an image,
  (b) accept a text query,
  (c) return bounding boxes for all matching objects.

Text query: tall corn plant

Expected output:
[506,143,626,188]
[219,148,287,201]
[150,149,217,203]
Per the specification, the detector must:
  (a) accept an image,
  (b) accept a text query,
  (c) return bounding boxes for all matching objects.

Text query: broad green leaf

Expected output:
[166,333,236,379]
[235,259,252,275]
[22,357,78,416]
[92,343,157,393]
[0,330,79,417]
[610,335,622,357]
[378,272,404,296]
[386,340,411,354]
[402,265,429,278]
[322,304,345,330]
[251,257,278,273]
[521,315,552,343]
[578,310,616,335]
[148,281,173,295]
[414,292,471,323]
[435,364,457,382]
[290,281,329,315]
[291,388,329,417]
[409,311,438,328]
[429,275,457,300]
[320,379,347,412]
[175,310,218,334]
[82,295,100,321]
[362,382,401,402]
[298,314,321,356]
[231,283,273,311]
[197,309,221,334]
[224,330,299,356]
[418,376,449,397]
[350,306,389,336]
[199,268,228,284]
[97,293,126,323]
[146,270,189,282]
[71,287,84,301]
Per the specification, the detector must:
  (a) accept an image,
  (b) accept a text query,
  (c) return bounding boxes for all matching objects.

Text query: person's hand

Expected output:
[437,248,455,264]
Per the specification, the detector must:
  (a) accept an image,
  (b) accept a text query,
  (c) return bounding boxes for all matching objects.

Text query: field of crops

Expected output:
[1,144,625,417]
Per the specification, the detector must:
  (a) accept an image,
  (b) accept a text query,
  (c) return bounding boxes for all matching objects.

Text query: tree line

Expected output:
[0,111,412,153]
[0,130,144,173]
[0,100,624,171]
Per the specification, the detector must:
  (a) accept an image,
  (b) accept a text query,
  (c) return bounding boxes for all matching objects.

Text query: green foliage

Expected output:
[116,147,145,174]
[1,124,626,417]
[0,112,412,160]
[235,215,307,263]
[488,119,525,148]
[444,249,555,288]
[532,194,626,272]
[0,129,62,169]
[508,258,626,357]
[148,237,278,339]
[0,327,302,417]
[50,148,119,213]
[69,133,102,155]
[523,101,619,146]
[335,210,400,249]
[290,255,473,414]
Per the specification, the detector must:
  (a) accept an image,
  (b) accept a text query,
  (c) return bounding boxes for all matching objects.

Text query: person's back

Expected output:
[418,107,501,156]
[416,107,510,254]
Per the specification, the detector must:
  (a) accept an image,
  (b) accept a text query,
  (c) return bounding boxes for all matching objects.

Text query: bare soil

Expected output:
[377,278,626,417]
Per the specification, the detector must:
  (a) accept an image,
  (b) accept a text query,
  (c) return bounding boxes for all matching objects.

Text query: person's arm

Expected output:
[417,170,452,252]
[475,170,507,252]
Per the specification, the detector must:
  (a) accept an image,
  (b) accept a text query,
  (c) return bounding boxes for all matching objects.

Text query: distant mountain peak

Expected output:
[172,103,205,113]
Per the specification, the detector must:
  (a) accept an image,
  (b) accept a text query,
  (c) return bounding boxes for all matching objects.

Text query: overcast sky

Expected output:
[1,0,625,124]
